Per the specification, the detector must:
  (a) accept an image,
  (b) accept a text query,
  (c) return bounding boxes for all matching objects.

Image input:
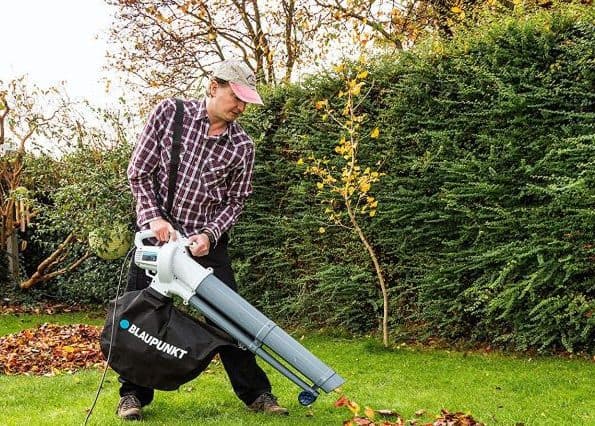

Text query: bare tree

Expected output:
[105,0,329,101]
[315,0,495,49]
[0,77,72,280]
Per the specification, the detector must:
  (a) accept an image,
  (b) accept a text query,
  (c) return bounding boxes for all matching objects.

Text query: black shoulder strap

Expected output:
[164,98,184,214]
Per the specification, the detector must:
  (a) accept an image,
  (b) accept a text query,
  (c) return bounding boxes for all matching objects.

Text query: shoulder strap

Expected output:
[164,98,184,214]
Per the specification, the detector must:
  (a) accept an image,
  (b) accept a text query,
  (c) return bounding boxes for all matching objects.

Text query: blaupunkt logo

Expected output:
[120,318,188,359]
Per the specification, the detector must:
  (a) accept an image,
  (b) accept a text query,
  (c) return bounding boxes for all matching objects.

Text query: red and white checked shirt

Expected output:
[127,98,255,243]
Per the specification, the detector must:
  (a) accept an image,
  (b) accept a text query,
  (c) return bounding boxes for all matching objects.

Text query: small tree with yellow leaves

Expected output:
[300,59,390,347]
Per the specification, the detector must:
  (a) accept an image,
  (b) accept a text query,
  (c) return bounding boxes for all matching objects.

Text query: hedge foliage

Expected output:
[235,4,595,353]
[16,4,594,353]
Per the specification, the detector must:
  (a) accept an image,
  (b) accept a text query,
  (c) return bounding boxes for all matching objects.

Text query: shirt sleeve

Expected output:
[127,99,175,227]
[203,143,255,242]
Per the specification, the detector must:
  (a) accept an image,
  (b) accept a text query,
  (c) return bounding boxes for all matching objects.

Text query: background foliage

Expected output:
[17,144,134,303]
[13,3,594,353]
[236,3,595,353]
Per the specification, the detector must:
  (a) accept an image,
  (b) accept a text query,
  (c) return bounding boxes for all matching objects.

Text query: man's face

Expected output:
[209,81,247,123]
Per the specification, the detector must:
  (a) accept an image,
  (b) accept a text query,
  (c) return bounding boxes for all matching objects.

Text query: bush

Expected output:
[237,3,594,352]
[373,5,595,352]
[0,248,12,290]
[18,144,135,304]
[44,256,129,305]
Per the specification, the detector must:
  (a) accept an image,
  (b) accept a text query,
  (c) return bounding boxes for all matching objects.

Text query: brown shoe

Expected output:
[248,392,289,415]
[117,394,142,420]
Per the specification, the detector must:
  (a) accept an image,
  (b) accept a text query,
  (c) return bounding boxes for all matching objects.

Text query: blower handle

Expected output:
[134,230,188,249]
[135,230,156,248]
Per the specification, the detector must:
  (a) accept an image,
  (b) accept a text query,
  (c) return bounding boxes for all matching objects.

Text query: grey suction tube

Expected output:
[187,294,320,398]
[166,250,345,392]
[182,273,345,394]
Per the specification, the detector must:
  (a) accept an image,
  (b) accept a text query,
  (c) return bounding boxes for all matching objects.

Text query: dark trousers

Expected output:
[119,234,272,406]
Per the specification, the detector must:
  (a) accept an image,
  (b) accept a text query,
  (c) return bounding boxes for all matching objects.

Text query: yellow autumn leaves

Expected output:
[335,394,391,422]
[315,99,328,110]
[304,159,383,217]
[300,60,384,222]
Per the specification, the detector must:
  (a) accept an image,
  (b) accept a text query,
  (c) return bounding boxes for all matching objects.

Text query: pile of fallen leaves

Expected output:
[0,302,85,315]
[0,323,105,375]
[335,395,485,426]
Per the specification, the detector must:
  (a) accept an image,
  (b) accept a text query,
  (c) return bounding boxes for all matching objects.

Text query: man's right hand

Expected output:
[149,217,176,242]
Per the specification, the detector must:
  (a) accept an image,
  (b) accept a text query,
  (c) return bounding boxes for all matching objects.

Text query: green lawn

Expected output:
[0,312,593,425]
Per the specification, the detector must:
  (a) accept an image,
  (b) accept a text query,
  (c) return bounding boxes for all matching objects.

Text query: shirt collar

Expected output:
[191,98,242,139]
[190,98,209,121]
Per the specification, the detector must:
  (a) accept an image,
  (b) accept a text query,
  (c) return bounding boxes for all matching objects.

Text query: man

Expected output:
[121,60,288,420]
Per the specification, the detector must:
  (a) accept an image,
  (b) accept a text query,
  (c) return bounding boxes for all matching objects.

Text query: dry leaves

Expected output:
[0,323,105,375]
[337,395,485,426]
[432,409,485,426]
[0,302,84,315]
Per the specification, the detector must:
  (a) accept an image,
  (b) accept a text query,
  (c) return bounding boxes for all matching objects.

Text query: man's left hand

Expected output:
[188,233,211,257]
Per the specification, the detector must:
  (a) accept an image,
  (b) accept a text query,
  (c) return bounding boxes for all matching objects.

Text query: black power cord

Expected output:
[83,248,134,426]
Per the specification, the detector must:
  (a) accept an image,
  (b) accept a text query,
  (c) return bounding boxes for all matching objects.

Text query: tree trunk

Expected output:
[6,230,19,279]
[345,199,389,347]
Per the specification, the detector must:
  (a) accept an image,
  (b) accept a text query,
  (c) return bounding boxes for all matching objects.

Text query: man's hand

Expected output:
[188,233,211,257]
[149,218,176,242]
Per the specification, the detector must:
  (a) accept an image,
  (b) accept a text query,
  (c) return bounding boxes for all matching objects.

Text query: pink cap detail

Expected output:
[229,82,264,105]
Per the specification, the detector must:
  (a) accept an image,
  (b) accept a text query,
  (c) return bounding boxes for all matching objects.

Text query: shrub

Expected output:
[237,4,594,352]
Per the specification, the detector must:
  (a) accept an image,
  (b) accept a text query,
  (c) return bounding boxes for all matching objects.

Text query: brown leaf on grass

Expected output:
[381,420,405,426]
[433,409,485,426]
[336,395,351,407]
[335,397,484,425]
[0,323,105,375]
[376,409,401,418]
[335,394,360,415]
[365,406,376,420]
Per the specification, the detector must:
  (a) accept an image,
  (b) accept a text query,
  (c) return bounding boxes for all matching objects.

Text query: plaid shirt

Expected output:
[127,98,255,243]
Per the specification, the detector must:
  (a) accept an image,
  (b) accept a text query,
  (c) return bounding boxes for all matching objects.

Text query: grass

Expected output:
[0,312,594,425]
[0,310,106,335]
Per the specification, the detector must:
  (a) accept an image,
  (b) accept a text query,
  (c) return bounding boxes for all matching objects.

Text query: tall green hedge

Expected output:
[374,8,594,352]
[236,4,594,352]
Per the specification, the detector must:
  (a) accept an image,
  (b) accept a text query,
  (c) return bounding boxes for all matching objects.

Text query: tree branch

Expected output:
[20,232,90,289]
[0,92,9,146]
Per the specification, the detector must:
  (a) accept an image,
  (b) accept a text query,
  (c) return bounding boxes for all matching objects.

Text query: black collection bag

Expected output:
[101,287,233,390]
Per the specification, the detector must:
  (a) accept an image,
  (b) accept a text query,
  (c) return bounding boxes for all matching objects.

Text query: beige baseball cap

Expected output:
[212,60,263,105]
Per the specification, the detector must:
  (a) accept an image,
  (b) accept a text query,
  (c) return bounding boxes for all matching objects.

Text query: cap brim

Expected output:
[229,82,264,105]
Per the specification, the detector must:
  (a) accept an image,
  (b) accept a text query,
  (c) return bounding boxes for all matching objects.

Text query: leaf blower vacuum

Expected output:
[101,230,345,406]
